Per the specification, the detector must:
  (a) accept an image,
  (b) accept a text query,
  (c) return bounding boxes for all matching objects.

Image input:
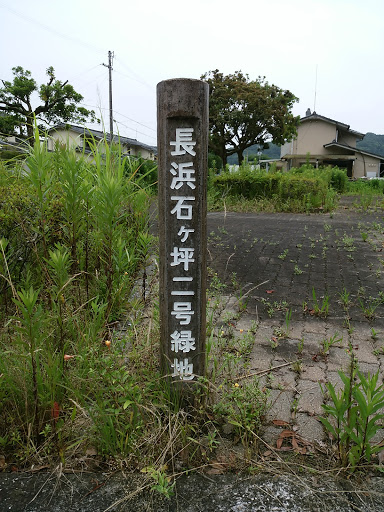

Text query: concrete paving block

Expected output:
[327,347,351,372]
[370,428,384,446]
[300,331,325,347]
[352,338,379,364]
[303,323,327,336]
[256,322,282,338]
[350,323,375,338]
[261,426,284,448]
[297,380,324,416]
[221,295,241,316]
[234,318,258,334]
[295,412,325,444]
[357,361,380,376]
[268,366,297,391]
[249,344,273,371]
[326,371,345,394]
[301,363,326,383]
[301,346,322,365]
[266,389,295,424]
[272,338,300,360]
[288,321,313,339]
[324,327,347,346]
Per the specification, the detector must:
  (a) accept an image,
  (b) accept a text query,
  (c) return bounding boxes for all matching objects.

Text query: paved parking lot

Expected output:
[207,204,384,448]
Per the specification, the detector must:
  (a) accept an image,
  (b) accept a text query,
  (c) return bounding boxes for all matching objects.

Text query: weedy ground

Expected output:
[2,153,384,506]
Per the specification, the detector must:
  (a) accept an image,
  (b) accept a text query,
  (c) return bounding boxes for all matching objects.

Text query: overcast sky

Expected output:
[1,0,383,146]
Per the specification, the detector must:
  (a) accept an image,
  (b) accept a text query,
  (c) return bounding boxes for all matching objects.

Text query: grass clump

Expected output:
[320,356,384,471]
[0,128,159,466]
[0,139,268,477]
[208,163,344,213]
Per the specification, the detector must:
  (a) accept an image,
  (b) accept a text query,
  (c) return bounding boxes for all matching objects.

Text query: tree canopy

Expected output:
[201,69,299,166]
[0,66,97,142]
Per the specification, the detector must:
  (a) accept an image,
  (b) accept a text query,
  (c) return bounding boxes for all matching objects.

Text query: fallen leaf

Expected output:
[266,290,275,294]
[29,465,50,472]
[292,437,299,450]
[263,450,272,457]
[279,430,296,438]
[206,461,226,474]
[52,402,60,421]
[272,419,291,427]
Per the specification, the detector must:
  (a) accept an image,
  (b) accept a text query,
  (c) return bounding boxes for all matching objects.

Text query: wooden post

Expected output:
[157,78,209,389]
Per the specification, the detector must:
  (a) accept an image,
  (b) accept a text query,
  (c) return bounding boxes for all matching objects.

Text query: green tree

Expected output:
[0,111,23,137]
[0,66,97,142]
[201,69,299,166]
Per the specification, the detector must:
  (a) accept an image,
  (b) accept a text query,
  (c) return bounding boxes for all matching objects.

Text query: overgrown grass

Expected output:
[344,178,384,210]
[0,132,268,477]
[0,129,158,465]
[208,163,344,213]
[346,178,384,195]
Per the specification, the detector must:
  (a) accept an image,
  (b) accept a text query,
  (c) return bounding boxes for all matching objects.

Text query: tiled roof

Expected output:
[323,141,384,160]
[301,112,364,139]
[48,123,157,153]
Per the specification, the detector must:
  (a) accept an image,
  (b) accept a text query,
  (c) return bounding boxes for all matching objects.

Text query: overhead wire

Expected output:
[114,119,156,143]
[0,4,106,56]
[1,4,156,143]
[79,102,156,142]
[113,57,154,91]
[80,102,155,133]
[66,64,104,84]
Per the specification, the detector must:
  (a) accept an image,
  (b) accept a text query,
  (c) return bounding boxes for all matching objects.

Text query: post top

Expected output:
[157,77,205,86]
[157,79,209,119]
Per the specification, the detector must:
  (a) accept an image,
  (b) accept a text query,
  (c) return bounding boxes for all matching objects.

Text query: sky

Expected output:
[1,0,383,147]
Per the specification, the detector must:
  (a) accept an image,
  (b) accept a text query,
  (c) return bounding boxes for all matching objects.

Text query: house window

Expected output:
[83,136,93,150]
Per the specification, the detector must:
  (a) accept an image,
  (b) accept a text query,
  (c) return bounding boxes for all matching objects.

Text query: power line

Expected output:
[1,5,106,56]
[79,71,109,92]
[79,102,156,142]
[114,119,157,142]
[113,109,156,132]
[113,57,154,91]
[80,102,156,134]
[66,64,103,84]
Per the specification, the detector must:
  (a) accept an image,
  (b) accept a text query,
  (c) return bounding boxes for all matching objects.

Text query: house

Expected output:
[0,135,28,157]
[46,123,157,161]
[280,110,384,179]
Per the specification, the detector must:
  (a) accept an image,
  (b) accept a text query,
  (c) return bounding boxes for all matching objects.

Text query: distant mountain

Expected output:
[227,133,384,165]
[227,142,281,164]
[357,133,384,157]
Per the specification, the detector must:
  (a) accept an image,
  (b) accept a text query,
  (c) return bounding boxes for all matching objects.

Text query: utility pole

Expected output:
[103,50,114,141]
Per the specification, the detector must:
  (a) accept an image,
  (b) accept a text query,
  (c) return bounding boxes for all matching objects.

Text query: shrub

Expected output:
[209,163,340,212]
[329,167,348,193]
[212,171,281,199]
[0,130,154,454]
